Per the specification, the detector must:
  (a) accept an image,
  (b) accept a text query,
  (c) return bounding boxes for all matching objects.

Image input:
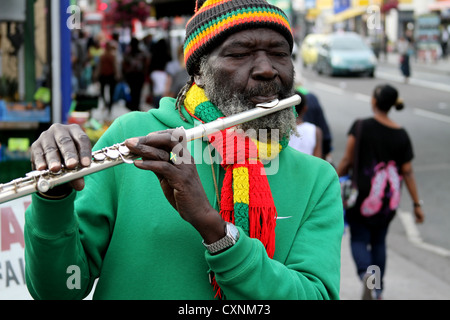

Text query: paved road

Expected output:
[295,53,450,300]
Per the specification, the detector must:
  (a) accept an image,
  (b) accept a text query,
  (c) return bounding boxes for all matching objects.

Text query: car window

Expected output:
[313,38,324,47]
[330,36,368,50]
[303,35,324,48]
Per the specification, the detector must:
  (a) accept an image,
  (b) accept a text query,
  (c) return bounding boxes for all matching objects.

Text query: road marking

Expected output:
[313,82,345,95]
[309,80,450,124]
[398,210,450,258]
[414,162,450,173]
[314,82,450,123]
[353,93,371,103]
[438,102,448,110]
[413,108,450,124]
[376,71,450,93]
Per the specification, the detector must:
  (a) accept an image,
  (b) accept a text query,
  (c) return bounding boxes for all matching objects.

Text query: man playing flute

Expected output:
[24,0,343,300]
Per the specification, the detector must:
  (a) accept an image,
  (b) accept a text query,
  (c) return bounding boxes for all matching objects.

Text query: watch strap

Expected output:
[203,222,239,254]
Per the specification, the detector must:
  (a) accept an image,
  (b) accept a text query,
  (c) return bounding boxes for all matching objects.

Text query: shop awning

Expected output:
[428,0,450,11]
[327,7,367,24]
[152,0,195,18]
[306,8,321,20]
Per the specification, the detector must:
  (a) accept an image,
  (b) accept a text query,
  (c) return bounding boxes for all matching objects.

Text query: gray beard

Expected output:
[199,57,297,142]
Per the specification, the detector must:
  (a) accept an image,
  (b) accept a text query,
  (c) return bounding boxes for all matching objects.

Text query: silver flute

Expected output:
[0,94,301,204]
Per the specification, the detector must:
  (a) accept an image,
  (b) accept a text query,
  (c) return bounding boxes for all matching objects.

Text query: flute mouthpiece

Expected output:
[256,99,280,109]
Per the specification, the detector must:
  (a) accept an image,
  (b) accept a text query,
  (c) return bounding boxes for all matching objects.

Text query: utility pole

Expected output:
[24,0,36,102]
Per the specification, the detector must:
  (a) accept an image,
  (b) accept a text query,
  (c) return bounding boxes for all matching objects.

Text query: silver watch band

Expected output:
[203,222,239,254]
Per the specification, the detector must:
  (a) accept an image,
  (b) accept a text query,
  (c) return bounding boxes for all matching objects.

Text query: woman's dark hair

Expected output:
[149,39,171,72]
[130,37,140,53]
[373,84,404,112]
[294,90,307,116]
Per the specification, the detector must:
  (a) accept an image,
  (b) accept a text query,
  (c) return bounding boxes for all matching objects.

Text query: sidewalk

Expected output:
[339,227,450,300]
[379,52,450,77]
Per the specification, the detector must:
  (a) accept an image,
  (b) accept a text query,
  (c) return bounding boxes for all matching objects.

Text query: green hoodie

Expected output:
[24,97,344,300]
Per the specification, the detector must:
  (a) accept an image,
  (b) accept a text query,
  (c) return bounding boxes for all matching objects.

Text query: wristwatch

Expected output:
[413,200,424,208]
[203,222,240,254]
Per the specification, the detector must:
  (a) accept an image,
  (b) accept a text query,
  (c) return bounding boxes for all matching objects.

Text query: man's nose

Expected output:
[251,52,278,79]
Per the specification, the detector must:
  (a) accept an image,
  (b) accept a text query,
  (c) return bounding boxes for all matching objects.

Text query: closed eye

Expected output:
[270,51,290,57]
[226,52,251,58]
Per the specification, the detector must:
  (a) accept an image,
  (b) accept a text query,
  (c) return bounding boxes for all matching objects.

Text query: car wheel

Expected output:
[316,61,323,74]
[324,63,334,77]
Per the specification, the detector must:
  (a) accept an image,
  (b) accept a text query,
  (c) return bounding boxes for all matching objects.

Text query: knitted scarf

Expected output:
[183,84,288,298]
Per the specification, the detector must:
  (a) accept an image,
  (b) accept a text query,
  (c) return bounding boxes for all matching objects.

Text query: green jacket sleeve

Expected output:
[24,118,127,300]
[206,163,343,300]
[24,192,94,299]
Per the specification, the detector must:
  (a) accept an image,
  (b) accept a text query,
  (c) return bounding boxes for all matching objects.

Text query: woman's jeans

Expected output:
[348,219,390,297]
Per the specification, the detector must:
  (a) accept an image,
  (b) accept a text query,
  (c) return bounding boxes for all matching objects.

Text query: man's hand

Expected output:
[30,123,92,192]
[125,128,226,244]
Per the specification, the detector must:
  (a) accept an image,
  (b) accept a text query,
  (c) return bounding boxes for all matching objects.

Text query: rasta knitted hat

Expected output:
[183,0,294,75]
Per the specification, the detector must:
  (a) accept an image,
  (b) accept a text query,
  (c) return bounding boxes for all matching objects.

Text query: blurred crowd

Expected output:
[70,30,189,119]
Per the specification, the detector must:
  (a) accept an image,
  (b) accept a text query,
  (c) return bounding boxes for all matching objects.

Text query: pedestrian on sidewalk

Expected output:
[398,36,412,83]
[97,41,119,116]
[441,26,449,60]
[336,84,425,300]
[148,38,172,109]
[289,90,323,158]
[122,37,150,111]
[298,86,334,163]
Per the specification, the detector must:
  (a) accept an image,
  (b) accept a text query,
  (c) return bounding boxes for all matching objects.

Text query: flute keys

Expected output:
[92,145,131,163]
[37,178,51,193]
[118,145,130,156]
[106,149,120,159]
[93,153,107,162]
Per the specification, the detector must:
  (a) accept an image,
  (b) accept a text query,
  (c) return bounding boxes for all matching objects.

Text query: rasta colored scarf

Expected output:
[183,84,289,298]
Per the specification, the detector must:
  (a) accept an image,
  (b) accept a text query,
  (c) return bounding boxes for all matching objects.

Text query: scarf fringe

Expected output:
[211,276,222,299]
[220,209,234,224]
[249,206,277,258]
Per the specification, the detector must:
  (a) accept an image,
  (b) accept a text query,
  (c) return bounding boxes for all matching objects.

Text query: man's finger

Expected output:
[69,178,85,191]
[69,124,92,167]
[40,132,63,172]
[30,143,47,171]
[125,138,171,162]
[53,124,91,169]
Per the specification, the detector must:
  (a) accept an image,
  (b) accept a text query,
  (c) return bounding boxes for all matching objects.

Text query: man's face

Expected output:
[196,28,296,138]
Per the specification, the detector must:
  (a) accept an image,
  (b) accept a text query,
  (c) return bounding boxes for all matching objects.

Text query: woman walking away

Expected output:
[336,84,425,300]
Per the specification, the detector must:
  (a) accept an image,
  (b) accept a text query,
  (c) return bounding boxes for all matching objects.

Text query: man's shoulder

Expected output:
[115,98,181,129]
[283,147,334,173]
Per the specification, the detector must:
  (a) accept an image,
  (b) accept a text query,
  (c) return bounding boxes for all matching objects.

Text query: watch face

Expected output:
[228,223,239,241]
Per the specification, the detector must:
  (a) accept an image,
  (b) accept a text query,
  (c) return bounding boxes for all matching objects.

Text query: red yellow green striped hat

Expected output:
[184,0,294,75]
